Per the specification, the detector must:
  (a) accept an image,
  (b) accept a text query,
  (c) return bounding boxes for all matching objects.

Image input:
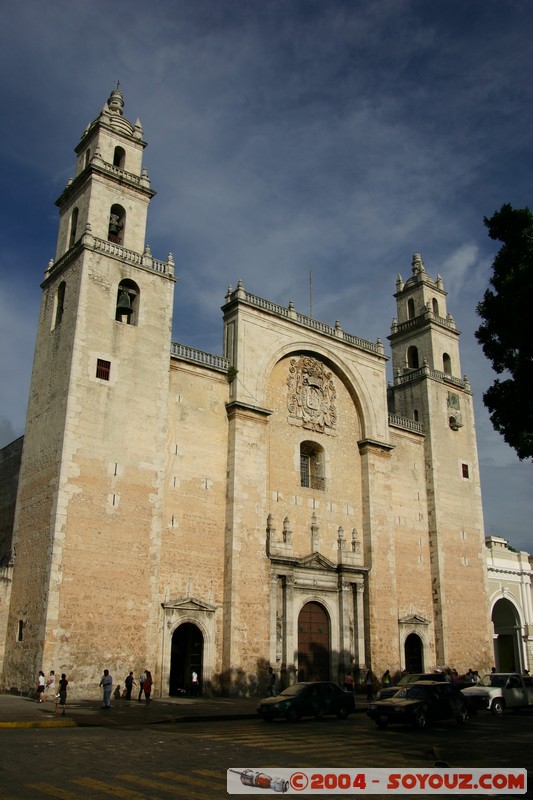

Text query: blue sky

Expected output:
[0,0,531,551]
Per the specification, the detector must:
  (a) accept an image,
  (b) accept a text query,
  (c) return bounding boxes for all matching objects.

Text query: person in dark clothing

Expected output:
[124,671,135,700]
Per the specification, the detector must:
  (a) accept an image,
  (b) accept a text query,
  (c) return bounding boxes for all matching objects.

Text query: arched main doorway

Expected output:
[492,598,521,672]
[170,622,203,696]
[404,633,424,673]
[297,601,330,681]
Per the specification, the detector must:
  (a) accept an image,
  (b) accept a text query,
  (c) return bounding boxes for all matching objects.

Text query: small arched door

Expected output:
[169,623,203,696]
[404,633,424,673]
[297,601,330,681]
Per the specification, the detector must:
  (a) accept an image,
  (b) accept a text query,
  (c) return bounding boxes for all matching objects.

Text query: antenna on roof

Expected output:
[309,270,313,318]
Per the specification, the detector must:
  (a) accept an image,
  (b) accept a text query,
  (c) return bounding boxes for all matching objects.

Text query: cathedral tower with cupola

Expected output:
[388,254,492,669]
[3,89,175,688]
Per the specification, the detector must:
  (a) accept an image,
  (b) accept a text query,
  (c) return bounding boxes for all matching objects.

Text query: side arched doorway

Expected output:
[492,598,521,672]
[404,633,424,673]
[170,622,203,696]
[297,601,330,681]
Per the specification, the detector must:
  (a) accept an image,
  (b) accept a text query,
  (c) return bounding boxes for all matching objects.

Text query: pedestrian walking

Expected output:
[365,669,373,702]
[45,670,56,701]
[124,671,136,700]
[191,670,200,696]
[99,669,113,709]
[138,669,147,702]
[267,666,276,696]
[55,673,68,716]
[36,670,45,702]
[144,670,153,705]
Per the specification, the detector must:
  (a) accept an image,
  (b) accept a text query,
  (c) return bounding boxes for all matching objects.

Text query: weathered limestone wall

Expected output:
[4,244,174,697]
[158,361,229,692]
[359,440,396,677]
[42,249,174,696]
[423,381,492,673]
[2,261,83,690]
[0,437,23,566]
[388,427,436,671]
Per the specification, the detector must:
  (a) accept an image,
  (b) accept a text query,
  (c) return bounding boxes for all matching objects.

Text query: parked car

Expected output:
[377,672,449,700]
[367,681,469,729]
[257,681,355,722]
[462,673,533,716]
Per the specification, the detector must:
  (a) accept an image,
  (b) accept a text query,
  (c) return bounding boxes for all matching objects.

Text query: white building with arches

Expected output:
[486,537,533,673]
[0,88,495,697]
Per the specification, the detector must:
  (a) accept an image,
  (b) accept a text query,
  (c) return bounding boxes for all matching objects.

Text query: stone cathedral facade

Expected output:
[0,89,494,697]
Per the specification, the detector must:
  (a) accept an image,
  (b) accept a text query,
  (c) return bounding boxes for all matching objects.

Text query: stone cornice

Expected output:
[225,400,273,418]
[269,551,369,576]
[357,438,394,454]
[161,596,217,612]
[55,161,155,209]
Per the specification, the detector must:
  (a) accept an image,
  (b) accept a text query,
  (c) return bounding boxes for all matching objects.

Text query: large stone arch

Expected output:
[253,340,386,444]
[491,595,524,672]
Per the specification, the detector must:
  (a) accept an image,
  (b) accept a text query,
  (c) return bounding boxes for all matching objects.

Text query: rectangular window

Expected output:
[461,463,469,479]
[300,455,310,488]
[96,359,111,381]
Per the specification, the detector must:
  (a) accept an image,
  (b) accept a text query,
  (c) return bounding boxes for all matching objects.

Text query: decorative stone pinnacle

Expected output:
[412,253,424,274]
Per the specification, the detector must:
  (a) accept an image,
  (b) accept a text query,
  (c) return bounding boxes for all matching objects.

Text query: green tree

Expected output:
[475,204,533,460]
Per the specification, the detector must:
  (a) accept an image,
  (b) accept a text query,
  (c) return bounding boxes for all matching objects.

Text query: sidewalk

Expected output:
[0,692,369,729]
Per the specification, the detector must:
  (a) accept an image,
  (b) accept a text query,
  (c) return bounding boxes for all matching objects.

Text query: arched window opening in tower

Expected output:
[115,278,139,325]
[54,281,66,328]
[407,298,415,319]
[432,297,440,316]
[443,352,451,375]
[407,345,419,369]
[108,204,125,244]
[300,441,325,490]
[113,146,126,169]
[68,207,79,249]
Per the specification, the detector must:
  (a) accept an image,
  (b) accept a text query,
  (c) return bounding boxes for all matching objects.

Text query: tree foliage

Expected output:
[475,204,533,460]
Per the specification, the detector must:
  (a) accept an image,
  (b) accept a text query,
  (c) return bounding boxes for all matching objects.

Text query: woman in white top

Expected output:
[37,671,45,702]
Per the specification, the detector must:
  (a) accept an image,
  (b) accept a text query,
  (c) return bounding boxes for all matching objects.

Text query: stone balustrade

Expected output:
[170,342,230,372]
[231,287,384,355]
[388,413,424,433]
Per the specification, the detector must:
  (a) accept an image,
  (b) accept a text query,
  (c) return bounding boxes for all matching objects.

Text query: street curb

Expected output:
[0,719,77,729]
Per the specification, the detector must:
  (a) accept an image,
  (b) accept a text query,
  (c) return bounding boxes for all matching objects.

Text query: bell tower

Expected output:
[388,254,492,670]
[3,88,175,690]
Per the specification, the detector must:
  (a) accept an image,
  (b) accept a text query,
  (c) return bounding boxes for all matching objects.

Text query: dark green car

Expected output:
[257,681,355,722]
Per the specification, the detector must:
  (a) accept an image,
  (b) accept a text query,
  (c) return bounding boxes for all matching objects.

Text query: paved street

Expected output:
[0,700,531,800]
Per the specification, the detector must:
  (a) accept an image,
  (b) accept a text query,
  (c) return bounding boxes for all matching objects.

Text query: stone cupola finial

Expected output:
[412,253,425,275]
[107,86,124,116]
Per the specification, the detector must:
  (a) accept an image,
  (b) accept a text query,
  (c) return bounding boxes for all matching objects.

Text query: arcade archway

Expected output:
[492,598,521,672]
